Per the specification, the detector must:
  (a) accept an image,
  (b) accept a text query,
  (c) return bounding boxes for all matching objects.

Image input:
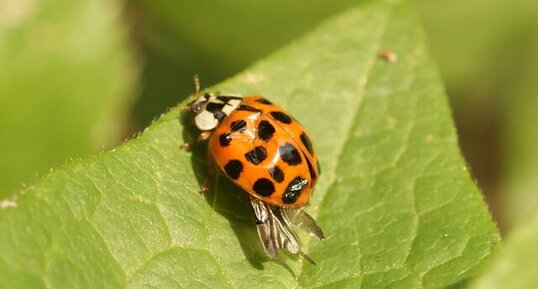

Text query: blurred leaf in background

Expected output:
[0,0,138,198]
[500,20,538,230]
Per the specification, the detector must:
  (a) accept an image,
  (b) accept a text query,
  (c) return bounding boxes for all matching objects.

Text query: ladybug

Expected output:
[185,76,324,264]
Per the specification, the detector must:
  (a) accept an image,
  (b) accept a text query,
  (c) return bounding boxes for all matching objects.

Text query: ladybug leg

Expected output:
[181,131,212,150]
[200,157,217,193]
[200,173,213,193]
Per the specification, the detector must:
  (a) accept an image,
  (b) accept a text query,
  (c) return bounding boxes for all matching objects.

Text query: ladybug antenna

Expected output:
[193,74,200,98]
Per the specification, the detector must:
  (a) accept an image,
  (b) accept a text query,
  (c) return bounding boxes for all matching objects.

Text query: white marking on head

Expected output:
[221,98,241,115]
[190,93,243,131]
[195,110,219,131]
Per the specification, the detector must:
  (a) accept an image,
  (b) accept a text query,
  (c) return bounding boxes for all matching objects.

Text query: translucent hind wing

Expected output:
[249,196,318,264]
[250,197,279,258]
[282,208,325,240]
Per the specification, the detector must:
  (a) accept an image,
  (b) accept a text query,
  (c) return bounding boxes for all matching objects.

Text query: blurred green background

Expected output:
[1,0,537,236]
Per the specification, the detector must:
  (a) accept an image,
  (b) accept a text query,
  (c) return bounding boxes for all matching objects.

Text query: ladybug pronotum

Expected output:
[185,77,324,264]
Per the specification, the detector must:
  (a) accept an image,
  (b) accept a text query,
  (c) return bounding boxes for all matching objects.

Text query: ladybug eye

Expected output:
[192,102,203,114]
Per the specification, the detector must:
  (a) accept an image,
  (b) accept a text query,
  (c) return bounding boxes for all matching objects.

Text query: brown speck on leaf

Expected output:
[379,50,397,63]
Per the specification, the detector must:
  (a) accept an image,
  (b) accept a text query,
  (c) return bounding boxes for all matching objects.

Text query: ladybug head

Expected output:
[190,93,243,131]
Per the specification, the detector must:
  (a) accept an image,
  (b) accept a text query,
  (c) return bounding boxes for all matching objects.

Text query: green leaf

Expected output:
[0,1,499,288]
[468,211,538,289]
[0,0,137,197]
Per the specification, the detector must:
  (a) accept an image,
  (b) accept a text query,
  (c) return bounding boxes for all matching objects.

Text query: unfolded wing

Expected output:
[249,195,324,264]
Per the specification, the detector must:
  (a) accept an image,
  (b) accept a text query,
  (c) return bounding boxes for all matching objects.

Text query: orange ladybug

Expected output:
[186,77,324,264]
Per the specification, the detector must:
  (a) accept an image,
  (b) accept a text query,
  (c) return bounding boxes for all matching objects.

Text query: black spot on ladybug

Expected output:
[203,93,211,100]
[300,132,314,155]
[219,133,231,147]
[206,102,227,121]
[305,156,317,180]
[256,98,272,105]
[270,111,292,124]
[237,105,260,112]
[317,160,321,175]
[253,178,275,197]
[217,95,242,103]
[269,166,285,183]
[224,160,243,180]
[257,120,275,141]
[283,177,308,204]
[230,119,247,132]
[245,146,267,165]
[279,143,302,165]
